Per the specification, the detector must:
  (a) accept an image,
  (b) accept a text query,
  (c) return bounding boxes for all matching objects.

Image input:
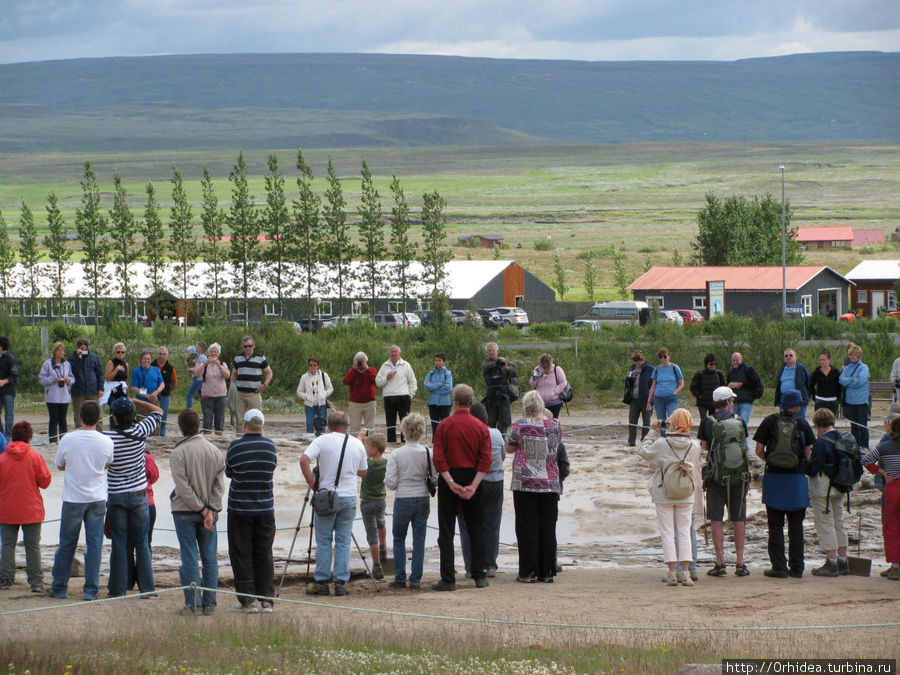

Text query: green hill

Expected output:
[0,51,897,151]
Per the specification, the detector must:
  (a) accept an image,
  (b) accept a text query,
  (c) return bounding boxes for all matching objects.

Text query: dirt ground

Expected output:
[1,409,898,658]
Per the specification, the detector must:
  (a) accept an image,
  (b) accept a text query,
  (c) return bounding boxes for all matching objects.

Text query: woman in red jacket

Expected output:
[0,421,52,592]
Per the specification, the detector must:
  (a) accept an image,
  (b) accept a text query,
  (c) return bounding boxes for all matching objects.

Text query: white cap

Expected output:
[712,386,736,403]
[243,408,265,425]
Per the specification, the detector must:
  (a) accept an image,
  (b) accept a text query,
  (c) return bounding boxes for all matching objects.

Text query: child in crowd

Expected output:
[359,431,388,580]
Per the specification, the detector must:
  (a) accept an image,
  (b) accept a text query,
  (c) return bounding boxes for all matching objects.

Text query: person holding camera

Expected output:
[68,336,104,431]
[481,342,518,434]
[343,352,377,434]
[39,342,75,444]
[296,357,334,435]
[529,353,567,419]
[375,345,417,444]
[197,343,230,434]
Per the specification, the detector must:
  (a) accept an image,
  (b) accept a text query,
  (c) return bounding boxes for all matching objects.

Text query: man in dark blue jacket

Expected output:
[68,336,105,431]
[774,348,811,421]
[626,350,654,446]
[0,336,17,441]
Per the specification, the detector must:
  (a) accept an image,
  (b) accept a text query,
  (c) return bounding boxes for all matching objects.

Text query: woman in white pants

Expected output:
[639,408,701,586]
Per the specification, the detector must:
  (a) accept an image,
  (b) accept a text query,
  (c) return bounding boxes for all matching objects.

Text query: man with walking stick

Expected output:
[300,411,367,597]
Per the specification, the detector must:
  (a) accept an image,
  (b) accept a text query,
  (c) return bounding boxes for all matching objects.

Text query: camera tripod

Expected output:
[277,482,380,594]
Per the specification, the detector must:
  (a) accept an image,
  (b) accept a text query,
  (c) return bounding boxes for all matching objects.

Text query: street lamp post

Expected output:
[780,165,786,315]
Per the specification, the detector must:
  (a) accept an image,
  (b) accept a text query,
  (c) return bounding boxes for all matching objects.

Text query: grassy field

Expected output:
[1,141,898,296]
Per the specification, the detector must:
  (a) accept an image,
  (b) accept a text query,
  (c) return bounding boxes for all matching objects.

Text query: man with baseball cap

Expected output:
[225,408,277,613]
[698,386,750,577]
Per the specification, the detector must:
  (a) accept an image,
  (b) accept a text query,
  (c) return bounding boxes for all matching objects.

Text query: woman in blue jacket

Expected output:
[423,352,453,436]
[839,344,870,449]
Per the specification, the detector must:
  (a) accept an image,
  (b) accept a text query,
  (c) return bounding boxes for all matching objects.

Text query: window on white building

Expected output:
[315,301,332,316]
[263,302,278,316]
[857,290,868,304]
[692,296,706,309]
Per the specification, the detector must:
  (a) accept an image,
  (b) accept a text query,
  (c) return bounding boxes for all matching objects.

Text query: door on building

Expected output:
[871,291,886,317]
[817,289,839,319]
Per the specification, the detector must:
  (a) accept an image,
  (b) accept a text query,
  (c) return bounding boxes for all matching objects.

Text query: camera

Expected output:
[659,421,667,429]
[357,359,364,368]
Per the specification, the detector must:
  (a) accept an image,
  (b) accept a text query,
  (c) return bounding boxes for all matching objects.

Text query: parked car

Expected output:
[660,310,684,325]
[490,306,530,327]
[673,309,704,324]
[570,319,603,331]
[399,312,422,328]
[374,313,405,329]
[450,309,481,326]
[477,308,504,328]
[577,300,650,326]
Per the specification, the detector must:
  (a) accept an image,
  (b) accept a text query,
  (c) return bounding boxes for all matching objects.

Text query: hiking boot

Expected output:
[234,600,258,613]
[260,600,274,613]
[486,566,497,578]
[334,581,348,596]
[177,606,198,616]
[812,559,839,577]
[763,568,789,579]
[202,605,215,616]
[886,567,900,581]
[475,577,489,589]
[372,564,384,580]
[516,575,536,583]
[0,581,11,591]
[788,569,803,579]
[689,569,698,582]
[306,582,330,596]
[431,579,456,592]
[379,546,388,563]
[679,571,695,587]
[388,580,406,589]
[880,568,890,577]
[837,558,849,575]
[665,570,678,586]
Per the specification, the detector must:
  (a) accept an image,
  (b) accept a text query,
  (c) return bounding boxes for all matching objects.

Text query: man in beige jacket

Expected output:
[375,345,417,443]
[170,408,225,615]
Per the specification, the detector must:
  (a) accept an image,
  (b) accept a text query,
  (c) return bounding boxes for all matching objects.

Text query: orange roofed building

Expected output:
[795,226,854,251]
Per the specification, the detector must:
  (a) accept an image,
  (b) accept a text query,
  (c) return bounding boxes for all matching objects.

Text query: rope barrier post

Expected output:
[191,582,198,615]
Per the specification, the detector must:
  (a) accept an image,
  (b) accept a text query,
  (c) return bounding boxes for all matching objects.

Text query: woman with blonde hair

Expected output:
[638,408,700,586]
[839,343,870,449]
[384,412,433,589]
[506,389,562,583]
[38,342,74,444]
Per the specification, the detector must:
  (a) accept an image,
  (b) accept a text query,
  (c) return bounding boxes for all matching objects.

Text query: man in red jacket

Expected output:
[431,383,492,591]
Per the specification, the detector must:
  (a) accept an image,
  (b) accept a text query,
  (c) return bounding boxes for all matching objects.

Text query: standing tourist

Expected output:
[689,353,726,425]
[296,357,334,435]
[300,411,367,597]
[753,391,815,578]
[431,384,492,591]
[646,348,684,428]
[506,390,562,583]
[226,409,277,612]
[625,351,654,447]
[343,352,378,434]
[861,416,900,579]
[774,348,811,421]
[68,337,104,431]
[105,396,162,597]
[39,342,74,444]
[424,352,453,435]
[104,342,130,386]
[46,400,114,601]
[481,342,518,433]
[529,353,568,419]
[0,336,18,440]
[170,408,226,615]
[359,432,388,579]
[839,344,870,450]
[0,422,51,592]
[230,336,273,425]
[726,352,763,449]
[375,345,417,443]
[810,348,842,416]
[152,347,176,437]
[185,341,207,409]
[198,343,229,434]
[130,351,164,405]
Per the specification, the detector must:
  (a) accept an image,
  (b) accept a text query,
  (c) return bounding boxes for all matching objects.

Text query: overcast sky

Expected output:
[1,0,898,65]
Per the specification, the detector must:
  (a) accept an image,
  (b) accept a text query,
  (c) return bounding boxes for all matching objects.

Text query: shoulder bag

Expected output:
[311,434,349,517]
[424,446,437,497]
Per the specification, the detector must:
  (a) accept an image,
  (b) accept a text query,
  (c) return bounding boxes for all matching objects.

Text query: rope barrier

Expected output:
[4,583,898,632]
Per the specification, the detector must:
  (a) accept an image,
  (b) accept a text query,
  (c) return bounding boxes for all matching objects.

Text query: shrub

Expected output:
[529,322,576,339]
[533,238,552,251]
[48,320,82,344]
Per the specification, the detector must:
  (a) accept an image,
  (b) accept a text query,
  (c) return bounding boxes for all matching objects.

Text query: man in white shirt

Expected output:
[375,345,417,443]
[46,400,114,601]
[300,410,367,596]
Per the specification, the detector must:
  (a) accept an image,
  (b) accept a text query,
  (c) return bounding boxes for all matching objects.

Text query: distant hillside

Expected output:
[0,51,897,151]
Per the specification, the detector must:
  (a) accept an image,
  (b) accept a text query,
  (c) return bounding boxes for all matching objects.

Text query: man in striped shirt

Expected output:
[229,336,273,428]
[226,408,277,613]
[105,396,162,598]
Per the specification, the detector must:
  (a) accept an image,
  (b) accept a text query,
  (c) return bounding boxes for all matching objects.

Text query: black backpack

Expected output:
[820,431,864,513]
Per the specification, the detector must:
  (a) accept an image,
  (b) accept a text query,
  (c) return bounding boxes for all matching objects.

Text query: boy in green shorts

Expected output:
[359,431,388,579]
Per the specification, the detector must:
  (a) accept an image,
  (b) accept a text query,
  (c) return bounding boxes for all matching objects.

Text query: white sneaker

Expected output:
[235,600,258,613]
[260,601,274,613]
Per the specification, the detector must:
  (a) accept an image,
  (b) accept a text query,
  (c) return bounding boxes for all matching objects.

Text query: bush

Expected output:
[529,322,576,339]
[48,320,82,344]
[533,238,553,251]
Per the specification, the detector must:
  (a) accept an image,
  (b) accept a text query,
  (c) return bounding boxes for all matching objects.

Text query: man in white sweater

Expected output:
[375,345,417,443]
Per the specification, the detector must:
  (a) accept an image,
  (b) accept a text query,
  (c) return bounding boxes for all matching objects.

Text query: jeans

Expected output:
[201,396,226,433]
[733,401,753,451]
[459,479,503,572]
[174,512,218,610]
[185,378,203,409]
[0,393,13,440]
[392,496,430,586]
[313,496,356,583]
[304,404,327,434]
[844,403,869,449]
[653,394,679,424]
[107,490,154,596]
[158,395,171,436]
[128,503,156,590]
[47,401,68,443]
[50,500,106,600]
[0,522,42,589]
[227,512,275,604]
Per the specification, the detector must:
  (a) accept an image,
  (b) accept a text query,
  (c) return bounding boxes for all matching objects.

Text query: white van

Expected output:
[576,300,650,325]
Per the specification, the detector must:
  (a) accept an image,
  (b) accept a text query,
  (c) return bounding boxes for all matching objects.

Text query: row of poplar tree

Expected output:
[0,150,453,328]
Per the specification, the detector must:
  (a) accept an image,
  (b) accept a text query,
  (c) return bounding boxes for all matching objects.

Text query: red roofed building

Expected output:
[795,226,854,251]
[627,266,853,319]
[851,229,886,248]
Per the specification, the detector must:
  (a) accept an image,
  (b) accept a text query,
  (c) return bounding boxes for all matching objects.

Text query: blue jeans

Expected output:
[107,491,154,596]
[0,393,13,440]
[173,512,218,610]
[159,395,171,436]
[733,401,753,451]
[314,496,356,583]
[392,496,430,586]
[185,379,202,409]
[305,404,327,434]
[654,394,679,423]
[50,500,106,600]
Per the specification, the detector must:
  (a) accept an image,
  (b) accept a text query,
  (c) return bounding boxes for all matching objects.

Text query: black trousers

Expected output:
[696,404,715,428]
[437,468,485,582]
[227,512,276,603]
[427,404,452,438]
[47,402,68,443]
[513,491,559,579]
[383,395,411,443]
[766,506,806,574]
[628,400,651,446]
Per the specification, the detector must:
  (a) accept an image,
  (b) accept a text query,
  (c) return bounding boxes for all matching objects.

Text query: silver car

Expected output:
[490,306,530,327]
